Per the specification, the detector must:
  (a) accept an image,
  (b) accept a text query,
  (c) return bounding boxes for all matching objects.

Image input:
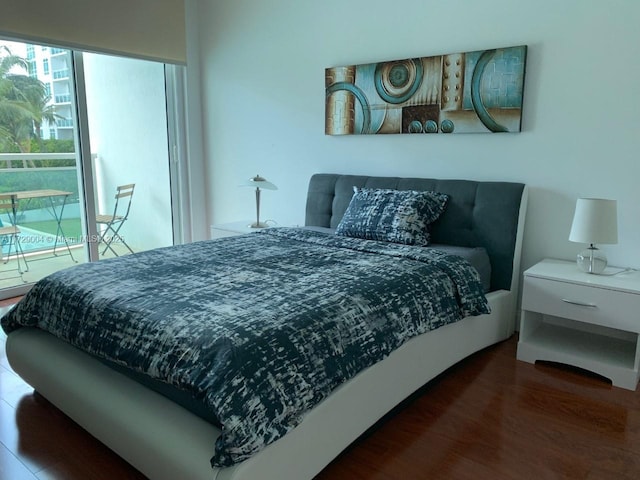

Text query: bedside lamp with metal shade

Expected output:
[240,175,278,228]
[569,198,618,274]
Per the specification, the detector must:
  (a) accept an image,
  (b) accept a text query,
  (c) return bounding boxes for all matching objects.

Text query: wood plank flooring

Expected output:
[1,295,639,479]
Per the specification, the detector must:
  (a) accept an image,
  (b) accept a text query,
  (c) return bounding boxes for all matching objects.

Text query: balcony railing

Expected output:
[0,153,76,167]
[0,153,78,197]
[55,94,71,103]
[0,153,80,256]
[53,69,69,80]
[56,118,74,128]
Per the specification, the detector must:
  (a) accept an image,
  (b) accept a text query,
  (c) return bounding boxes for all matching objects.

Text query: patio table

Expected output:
[2,189,77,263]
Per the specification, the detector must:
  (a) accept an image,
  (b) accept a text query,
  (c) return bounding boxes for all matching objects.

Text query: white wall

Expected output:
[190,0,640,273]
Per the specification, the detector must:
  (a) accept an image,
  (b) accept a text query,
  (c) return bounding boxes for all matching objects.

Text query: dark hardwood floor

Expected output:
[1,294,639,479]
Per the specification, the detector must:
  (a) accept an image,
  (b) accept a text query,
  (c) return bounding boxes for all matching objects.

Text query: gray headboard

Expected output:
[305,173,526,292]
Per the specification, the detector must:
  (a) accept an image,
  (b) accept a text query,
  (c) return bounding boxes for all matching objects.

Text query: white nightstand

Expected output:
[517,258,640,390]
[210,221,272,239]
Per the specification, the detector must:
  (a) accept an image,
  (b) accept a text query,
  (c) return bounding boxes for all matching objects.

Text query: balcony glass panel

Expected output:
[52,69,69,79]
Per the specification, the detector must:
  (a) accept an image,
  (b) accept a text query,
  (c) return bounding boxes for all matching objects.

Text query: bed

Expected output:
[2,173,527,480]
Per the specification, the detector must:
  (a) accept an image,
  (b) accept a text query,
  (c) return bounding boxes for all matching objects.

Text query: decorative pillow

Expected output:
[335,187,449,246]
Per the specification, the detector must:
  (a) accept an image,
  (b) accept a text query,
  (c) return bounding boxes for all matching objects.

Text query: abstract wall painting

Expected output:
[325,45,527,135]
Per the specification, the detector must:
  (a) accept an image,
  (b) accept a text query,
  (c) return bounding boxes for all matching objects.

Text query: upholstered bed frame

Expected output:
[6,173,528,480]
[306,174,526,292]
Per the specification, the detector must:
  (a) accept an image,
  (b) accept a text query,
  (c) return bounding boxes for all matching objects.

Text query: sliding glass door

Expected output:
[0,39,177,297]
[82,52,174,259]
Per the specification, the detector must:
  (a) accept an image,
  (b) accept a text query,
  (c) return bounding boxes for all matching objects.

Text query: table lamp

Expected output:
[568,198,618,274]
[239,175,277,228]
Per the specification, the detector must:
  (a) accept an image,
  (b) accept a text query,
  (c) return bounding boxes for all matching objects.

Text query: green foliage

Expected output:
[23,138,76,167]
[32,138,75,153]
[0,138,75,166]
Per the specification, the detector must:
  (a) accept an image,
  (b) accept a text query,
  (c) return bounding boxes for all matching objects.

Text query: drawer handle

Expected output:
[561,298,597,308]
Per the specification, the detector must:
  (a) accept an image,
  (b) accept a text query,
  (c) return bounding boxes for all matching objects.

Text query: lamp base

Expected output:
[248,222,270,229]
[576,245,607,274]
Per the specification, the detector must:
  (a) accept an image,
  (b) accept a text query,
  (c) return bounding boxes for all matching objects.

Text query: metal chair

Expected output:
[96,184,135,256]
[0,193,29,279]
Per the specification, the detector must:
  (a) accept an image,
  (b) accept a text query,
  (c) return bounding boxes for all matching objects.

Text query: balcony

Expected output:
[0,153,151,291]
[54,94,71,104]
[52,69,69,80]
[56,118,74,128]
[0,54,174,296]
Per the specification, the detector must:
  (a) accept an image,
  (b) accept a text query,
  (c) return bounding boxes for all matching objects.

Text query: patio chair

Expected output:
[0,193,29,279]
[96,183,135,256]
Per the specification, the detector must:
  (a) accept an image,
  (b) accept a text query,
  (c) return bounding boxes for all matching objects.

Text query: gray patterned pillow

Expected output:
[335,187,449,245]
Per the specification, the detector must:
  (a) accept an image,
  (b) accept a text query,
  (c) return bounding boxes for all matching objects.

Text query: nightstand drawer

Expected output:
[522,276,640,333]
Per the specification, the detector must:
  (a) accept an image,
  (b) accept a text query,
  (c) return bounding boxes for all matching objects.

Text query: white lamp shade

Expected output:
[569,198,618,245]
[239,175,278,190]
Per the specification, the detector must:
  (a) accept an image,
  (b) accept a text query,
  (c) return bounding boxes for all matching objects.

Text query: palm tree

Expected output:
[0,46,31,156]
[8,74,59,144]
[0,46,60,165]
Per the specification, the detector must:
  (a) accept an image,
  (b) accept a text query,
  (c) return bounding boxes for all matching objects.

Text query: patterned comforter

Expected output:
[1,228,490,467]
